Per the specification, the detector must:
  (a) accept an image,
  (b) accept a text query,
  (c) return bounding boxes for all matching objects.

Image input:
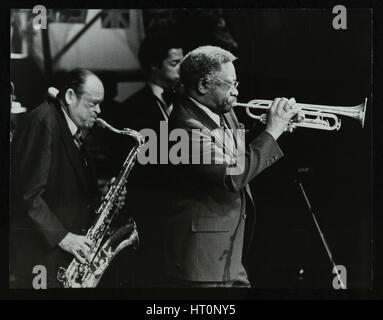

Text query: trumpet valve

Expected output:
[259,114,268,124]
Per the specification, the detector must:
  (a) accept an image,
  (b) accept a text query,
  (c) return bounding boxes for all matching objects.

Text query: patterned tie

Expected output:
[220,114,237,159]
[73,129,83,149]
[220,114,227,129]
[73,130,88,166]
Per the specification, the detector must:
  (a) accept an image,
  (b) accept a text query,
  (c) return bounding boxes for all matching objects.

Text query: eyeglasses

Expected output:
[211,75,239,90]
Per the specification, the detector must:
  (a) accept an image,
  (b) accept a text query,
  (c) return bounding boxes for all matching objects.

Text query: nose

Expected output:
[94,104,101,114]
[231,87,239,97]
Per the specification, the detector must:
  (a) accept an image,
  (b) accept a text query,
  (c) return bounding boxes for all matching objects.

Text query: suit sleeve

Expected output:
[179,120,284,192]
[228,130,284,191]
[13,119,68,248]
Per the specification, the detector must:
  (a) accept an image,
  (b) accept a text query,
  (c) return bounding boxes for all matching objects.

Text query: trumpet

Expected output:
[233,98,367,131]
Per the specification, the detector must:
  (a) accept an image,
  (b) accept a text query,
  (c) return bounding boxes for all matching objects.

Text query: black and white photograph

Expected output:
[3,3,380,300]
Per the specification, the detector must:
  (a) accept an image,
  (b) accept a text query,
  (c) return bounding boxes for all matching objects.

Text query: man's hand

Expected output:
[265,97,301,140]
[58,232,93,264]
[101,177,127,211]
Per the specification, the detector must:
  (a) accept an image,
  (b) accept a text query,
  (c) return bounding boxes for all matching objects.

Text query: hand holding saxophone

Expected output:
[58,232,94,264]
[265,97,301,139]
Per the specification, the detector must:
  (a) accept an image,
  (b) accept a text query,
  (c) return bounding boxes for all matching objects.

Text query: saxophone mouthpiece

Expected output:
[96,118,144,144]
[95,118,124,135]
[95,118,108,128]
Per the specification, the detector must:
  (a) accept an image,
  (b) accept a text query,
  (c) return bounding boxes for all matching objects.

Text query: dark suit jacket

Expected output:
[119,84,168,131]
[163,96,284,282]
[10,97,99,287]
[104,84,169,185]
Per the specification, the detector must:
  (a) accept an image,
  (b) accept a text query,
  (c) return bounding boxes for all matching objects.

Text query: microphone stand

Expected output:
[294,174,346,289]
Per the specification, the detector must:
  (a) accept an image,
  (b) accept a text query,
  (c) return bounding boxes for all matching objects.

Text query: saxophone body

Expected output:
[57,118,143,288]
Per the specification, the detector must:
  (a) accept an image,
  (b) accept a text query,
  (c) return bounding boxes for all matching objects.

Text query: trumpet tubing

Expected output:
[234,98,367,131]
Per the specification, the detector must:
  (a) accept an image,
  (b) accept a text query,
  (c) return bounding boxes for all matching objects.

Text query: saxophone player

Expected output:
[10,68,126,288]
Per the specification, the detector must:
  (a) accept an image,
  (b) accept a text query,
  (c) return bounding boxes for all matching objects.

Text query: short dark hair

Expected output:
[56,68,95,100]
[138,32,183,73]
[180,45,237,92]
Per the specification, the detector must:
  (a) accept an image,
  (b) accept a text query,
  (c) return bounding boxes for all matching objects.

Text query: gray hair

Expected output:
[180,45,237,91]
[56,68,96,101]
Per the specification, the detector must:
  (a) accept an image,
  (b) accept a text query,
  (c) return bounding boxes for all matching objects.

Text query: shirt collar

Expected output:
[61,106,79,136]
[188,96,221,127]
[148,82,165,103]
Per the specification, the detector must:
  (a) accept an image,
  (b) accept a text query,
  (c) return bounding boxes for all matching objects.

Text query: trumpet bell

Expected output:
[358,98,367,128]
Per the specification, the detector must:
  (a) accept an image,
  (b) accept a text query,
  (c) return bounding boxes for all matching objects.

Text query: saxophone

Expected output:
[57,118,143,288]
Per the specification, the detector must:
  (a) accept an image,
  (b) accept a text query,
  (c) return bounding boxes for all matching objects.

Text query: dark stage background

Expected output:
[228,9,372,289]
[10,9,372,289]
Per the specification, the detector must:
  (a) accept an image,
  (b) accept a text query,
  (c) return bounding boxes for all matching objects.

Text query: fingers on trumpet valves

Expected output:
[285,122,296,132]
[272,97,299,113]
[270,97,282,111]
[287,97,296,107]
[296,112,304,122]
[283,97,299,112]
[278,97,290,111]
[290,110,304,123]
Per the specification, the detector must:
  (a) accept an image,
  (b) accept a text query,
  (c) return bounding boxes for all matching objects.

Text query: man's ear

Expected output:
[197,78,210,94]
[64,88,76,105]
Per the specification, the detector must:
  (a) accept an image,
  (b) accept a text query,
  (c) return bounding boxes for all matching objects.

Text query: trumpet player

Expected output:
[163,45,301,287]
[10,69,126,288]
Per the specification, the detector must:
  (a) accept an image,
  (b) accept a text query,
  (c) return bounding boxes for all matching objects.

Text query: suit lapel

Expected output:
[144,85,170,121]
[223,110,243,145]
[51,99,93,196]
[223,110,238,129]
[224,110,254,203]
[175,97,256,209]
[179,98,245,158]
[81,142,99,196]
[181,97,221,131]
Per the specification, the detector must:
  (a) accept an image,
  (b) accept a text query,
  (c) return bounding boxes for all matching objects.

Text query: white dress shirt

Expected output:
[148,82,173,121]
[187,97,239,165]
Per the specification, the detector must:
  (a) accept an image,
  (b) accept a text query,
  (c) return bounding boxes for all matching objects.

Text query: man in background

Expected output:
[114,32,184,287]
[124,32,184,128]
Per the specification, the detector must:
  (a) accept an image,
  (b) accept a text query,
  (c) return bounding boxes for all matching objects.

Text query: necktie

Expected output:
[73,130,83,149]
[162,89,175,108]
[220,115,227,129]
[219,115,237,159]
[73,130,88,166]
[162,89,176,117]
